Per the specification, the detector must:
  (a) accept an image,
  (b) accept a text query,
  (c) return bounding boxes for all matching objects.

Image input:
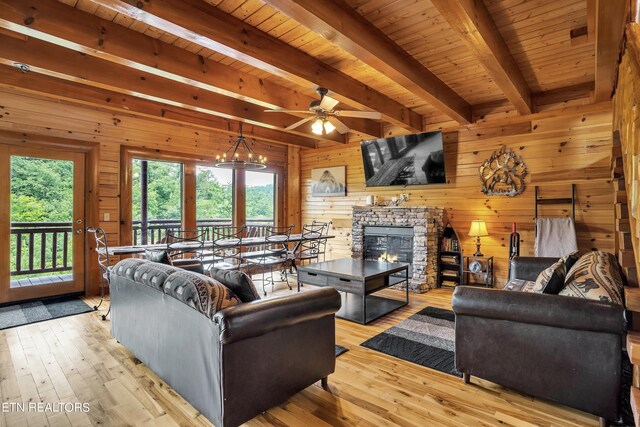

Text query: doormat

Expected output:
[0,295,94,330]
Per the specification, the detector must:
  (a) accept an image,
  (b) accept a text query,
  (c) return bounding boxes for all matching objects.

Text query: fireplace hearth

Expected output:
[352,206,444,293]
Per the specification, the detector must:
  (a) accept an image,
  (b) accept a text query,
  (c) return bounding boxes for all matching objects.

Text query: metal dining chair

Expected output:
[86,226,111,321]
[312,220,332,261]
[210,225,246,271]
[294,223,326,266]
[166,230,207,274]
[245,225,293,296]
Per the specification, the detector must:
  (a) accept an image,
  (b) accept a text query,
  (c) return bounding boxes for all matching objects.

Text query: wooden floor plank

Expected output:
[0,285,602,426]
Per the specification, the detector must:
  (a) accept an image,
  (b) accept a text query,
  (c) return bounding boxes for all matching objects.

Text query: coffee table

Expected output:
[296,258,409,324]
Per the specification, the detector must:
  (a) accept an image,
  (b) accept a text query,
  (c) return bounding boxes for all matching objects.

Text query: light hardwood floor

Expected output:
[0,284,599,427]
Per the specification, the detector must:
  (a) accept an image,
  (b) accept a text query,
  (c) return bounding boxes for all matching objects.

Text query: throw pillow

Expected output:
[504,279,542,293]
[559,251,624,305]
[164,270,240,317]
[534,260,566,294]
[209,267,261,302]
[145,249,172,265]
[560,251,580,272]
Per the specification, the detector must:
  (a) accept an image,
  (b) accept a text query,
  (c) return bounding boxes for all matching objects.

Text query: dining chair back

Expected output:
[166,230,206,274]
[312,220,332,261]
[86,226,110,319]
[295,223,326,265]
[210,225,246,271]
[245,225,294,296]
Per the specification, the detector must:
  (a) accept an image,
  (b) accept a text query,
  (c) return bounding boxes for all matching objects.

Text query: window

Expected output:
[132,159,183,244]
[196,165,233,232]
[245,171,275,227]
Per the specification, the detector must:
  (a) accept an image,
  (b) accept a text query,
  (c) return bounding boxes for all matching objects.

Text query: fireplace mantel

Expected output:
[351,206,444,293]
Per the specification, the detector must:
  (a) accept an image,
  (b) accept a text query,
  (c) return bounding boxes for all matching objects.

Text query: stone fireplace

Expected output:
[352,206,444,293]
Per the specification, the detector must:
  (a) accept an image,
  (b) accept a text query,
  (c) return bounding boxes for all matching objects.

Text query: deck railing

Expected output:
[132,218,275,245]
[10,218,275,277]
[10,222,73,277]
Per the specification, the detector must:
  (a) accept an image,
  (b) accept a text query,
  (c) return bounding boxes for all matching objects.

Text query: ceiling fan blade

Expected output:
[326,117,350,134]
[319,95,340,111]
[285,116,316,130]
[264,109,313,113]
[333,110,382,120]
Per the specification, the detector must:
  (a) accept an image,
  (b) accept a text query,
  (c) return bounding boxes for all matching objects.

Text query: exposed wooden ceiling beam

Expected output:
[0,65,319,149]
[262,0,472,124]
[593,0,628,102]
[91,0,424,131]
[430,0,532,115]
[0,33,347,145]
[0,0,381,139]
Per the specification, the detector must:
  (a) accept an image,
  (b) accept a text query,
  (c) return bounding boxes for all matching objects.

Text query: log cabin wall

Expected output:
[613,21,640,279]
[0,87,290,295]
[300,102,615,287]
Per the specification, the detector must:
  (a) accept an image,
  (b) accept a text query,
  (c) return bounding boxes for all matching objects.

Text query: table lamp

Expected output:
[468,220,489,257]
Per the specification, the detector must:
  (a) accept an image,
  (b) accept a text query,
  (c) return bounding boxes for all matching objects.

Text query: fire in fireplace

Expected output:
[363,226,414,278]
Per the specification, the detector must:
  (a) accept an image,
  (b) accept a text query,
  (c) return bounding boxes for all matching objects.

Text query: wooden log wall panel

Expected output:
[300,103,615,287]
[0,88,288,251]
[613,22,640,277]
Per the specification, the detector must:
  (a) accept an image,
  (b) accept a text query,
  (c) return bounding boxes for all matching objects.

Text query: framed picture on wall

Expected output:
[311,166,346,197]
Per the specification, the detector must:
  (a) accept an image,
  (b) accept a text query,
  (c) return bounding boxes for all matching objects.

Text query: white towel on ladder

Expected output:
[534,217,578,257]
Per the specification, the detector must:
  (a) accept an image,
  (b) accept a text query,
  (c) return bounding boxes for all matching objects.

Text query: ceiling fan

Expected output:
[265,87,382,136]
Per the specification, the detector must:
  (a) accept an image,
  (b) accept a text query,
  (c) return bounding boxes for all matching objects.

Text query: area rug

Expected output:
[0,295,93,330]
[361,306,633,426]
[361,306,460,376]
[335,345,348,357]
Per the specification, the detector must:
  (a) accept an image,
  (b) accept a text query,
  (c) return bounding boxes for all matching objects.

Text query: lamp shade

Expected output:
[468,220,489,237]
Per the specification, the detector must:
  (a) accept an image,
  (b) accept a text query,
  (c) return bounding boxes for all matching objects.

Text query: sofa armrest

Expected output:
[213,288,341,344]
[452,286,625,334]
[509,256,557,281]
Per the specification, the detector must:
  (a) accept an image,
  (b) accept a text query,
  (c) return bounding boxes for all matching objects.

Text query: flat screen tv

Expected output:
[360,131,445,187]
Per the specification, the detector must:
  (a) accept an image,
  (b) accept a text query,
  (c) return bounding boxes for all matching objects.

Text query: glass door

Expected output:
[0,145,85,303]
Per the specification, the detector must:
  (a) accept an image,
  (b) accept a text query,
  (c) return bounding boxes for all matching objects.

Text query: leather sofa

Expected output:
[452,255,626,427]
[109,258,341,427]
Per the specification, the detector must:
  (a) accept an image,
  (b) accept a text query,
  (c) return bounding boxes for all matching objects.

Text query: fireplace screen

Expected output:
[363,226,413,278]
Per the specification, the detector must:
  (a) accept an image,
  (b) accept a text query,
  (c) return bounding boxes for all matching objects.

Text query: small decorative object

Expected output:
[388,193,409,206]
[469,260,483,273]
[468,220,489,257]
[215,123,267,170]
[311,166,346,197]
[365,195,377,206]
[479,145,527,196]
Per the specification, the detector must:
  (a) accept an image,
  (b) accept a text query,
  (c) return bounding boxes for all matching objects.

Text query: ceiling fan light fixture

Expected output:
[323,120,336,134]
[311,118,324,135]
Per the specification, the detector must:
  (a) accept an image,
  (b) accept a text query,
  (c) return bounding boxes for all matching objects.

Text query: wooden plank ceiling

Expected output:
[0,0,619,148]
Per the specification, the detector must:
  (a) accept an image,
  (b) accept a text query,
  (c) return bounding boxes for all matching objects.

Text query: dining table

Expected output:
[102,233,334,257]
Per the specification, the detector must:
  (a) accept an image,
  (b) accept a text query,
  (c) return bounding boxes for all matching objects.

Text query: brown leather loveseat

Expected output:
[453,252,626,427]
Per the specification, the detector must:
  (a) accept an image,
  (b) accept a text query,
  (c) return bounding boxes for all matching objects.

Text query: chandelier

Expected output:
[215,123,267,170]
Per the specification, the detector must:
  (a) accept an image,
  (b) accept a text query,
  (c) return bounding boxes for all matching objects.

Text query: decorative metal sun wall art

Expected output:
[479,145,527,197]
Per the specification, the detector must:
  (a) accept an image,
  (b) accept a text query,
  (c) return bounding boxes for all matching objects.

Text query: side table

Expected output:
[462,255,494,287]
